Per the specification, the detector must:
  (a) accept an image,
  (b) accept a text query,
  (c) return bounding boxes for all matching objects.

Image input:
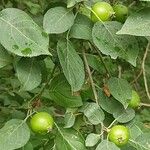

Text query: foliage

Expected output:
[0,0,150,150]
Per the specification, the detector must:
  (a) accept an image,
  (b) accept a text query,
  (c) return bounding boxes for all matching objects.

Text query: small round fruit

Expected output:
[128,90,140,108]
[113,4,128,23]
[108,125,130,147]
[91,2,114,22]
[30,112,54,134]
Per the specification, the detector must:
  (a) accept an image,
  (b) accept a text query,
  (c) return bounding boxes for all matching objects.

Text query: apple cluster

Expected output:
[91,2,128,23]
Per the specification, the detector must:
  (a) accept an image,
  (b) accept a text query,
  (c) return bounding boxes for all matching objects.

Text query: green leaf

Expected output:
[92,21,139,66]
[86,54,103,73]
[82,102,105,125]
[121,144,136,150]
[0,119,30,150]
[0,8,50,57]
[55,125,86,150]
[64,113,75,128]
[67,0,84,8]
[113,108,135,123]
[49,74,83,108]
[64,109,76,128]
[20,142,33,150]
[24,1,41,15]
[57,40,85,92]
[96,140,120,150]
[43,7,74,34]
[130,133,150,150]
[86,54,117,74]
[0,44,12,68]
[108,77,132,108]
[98,89,123,114]
[117,8,150,36]
[70,14,93,40]
[16,58,41,91]
[85,133,100,147]
[129,124,143,140]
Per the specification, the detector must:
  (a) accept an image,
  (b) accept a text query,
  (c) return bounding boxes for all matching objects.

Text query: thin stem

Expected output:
[118,65,122,78]
[66,11,78,41]
[24,110,36,121]
[74,112,82,116]
[95,49,110,77]
[29,65,57,104]
[82,49,99,105]
[85,5,120,47]
[100,123,104,140]
[131,69,143,84]
[89,42,111,77]
[142,43,150,100]
[129,1,137,8]
[94,83,101,90]
[140,102,150,107]
[108,118,118,129]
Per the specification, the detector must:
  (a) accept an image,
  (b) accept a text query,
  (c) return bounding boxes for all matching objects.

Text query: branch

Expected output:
[89,42,111,77]
[131,69,143,84]
[82,49,99,105]
[129,1,137,8]
[140,102,150,107]
[118,65,122,78]
[29,65,57,104]
[142,43,150,100]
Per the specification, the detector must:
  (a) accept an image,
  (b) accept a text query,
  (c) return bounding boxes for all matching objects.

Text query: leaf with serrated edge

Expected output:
[0,119,30,150]
[43,7,74,34]
[16,58,41,91]
[57,40,85,91]
[55,124,86,150]
[0,8,50,57]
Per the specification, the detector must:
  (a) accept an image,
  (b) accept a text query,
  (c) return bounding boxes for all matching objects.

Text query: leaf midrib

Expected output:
[0,17,47,52]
